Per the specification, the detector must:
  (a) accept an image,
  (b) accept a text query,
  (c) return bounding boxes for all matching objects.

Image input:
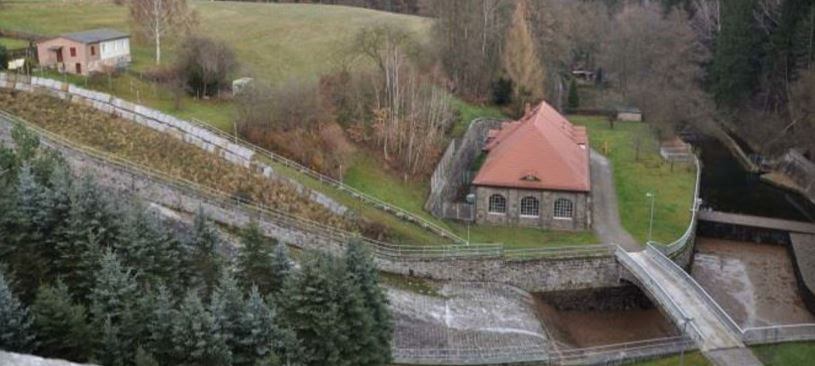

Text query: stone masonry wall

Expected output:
[0,72,348,216]
[0,117,624,293]
[474,186,590,231]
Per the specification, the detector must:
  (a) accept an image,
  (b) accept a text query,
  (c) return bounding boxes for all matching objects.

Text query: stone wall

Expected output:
[0,72,348,216]
[0,116,625,293]
[474,186,590,231]
[425,118,504,219]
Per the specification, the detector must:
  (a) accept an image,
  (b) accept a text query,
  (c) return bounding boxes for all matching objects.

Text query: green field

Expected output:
[569,116,697,244]
[630,352,710,366]
[0,0,429,83]
[0,37,30,49]
[0,0,429,128]
[752,341,815,366]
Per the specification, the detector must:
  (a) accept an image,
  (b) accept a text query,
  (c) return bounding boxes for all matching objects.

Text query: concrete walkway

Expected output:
[590,150,639,251]
[622,249,764,366]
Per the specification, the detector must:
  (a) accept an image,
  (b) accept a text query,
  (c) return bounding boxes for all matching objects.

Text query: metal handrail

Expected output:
[1,71,465,243]
[615,248,703,342]
[644,244,743,338]
[741,323,815,345]
[653,154,702,256]
[392,335,694,365]
[0,109,611,262]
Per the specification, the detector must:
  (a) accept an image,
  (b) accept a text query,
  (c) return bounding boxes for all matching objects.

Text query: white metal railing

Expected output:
[0,72,464,243]
[644,244,744,338]
[652,154,702,257]
[742,324,815,345]
[0,110,612,262]
[615,247,703,343]
[392,336,695,365]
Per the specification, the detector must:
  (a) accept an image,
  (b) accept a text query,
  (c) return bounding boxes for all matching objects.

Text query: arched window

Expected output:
[554,198,574,219]
[520,196,540,217]
[488,194,506,214]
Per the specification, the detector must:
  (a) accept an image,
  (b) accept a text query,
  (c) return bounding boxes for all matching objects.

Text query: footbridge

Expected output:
[617,245,763,365]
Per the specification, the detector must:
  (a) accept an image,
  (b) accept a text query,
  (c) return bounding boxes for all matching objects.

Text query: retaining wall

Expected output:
[0,72,348,216]
[0,115,624,294]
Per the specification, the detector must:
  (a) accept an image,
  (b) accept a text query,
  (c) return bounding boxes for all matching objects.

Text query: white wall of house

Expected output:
[99,38,130,60]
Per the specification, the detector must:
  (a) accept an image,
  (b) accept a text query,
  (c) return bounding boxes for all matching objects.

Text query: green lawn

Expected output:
[450,98,506,137]
[570,116,696,245]
[343,151,598,248]
[629,352,710,366]
[752,342,815,366]
[0,0,430,84]
[0,37,30,50]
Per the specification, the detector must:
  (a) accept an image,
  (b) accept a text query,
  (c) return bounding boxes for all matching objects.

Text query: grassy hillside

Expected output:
[0,0,430,83]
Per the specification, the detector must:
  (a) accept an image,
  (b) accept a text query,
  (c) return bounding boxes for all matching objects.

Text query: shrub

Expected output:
[175,36,237,98]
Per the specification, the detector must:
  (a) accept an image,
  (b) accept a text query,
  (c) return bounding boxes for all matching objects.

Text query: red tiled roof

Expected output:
[473,101,590,192]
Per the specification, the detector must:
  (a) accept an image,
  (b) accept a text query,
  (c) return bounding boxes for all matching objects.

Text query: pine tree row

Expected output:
[0,124,392,366]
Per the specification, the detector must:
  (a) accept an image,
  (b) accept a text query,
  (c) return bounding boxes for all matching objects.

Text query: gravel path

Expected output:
[590,150,640,251]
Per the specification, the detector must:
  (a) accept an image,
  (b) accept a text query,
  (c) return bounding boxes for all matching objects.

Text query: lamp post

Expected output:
[680,317,690,366]
[646,192,656,243]
[466,193,476,246]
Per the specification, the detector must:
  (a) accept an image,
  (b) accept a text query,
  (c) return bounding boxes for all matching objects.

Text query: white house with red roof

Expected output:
[472,101,592,231]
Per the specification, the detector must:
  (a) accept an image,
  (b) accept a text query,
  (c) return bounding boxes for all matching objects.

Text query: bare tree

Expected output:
[129,0,196,64]
[599,3,714,137]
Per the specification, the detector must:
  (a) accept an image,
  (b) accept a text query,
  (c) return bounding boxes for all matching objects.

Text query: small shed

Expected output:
[232,77,254,95]
[616,107,642,122]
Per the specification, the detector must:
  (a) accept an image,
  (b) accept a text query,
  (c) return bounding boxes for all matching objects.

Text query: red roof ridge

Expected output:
[474,100,591,192]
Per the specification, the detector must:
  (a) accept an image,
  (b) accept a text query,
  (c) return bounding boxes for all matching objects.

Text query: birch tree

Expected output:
[129,0,196,65]
[502,0,546,113]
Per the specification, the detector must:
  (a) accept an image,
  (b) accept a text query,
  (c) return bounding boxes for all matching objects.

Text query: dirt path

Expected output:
[590,150,639,251]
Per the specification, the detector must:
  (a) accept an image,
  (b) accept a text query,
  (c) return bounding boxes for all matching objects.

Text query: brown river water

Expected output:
[691,237,815,327]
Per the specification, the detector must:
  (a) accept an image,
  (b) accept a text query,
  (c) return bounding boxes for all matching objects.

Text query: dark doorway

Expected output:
[56,49,63,63]
[75,63,81,74]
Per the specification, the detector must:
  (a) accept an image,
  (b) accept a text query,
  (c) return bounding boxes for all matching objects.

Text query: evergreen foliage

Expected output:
[567,78,580,110]
[171,289,232,366]
[235,221,277,294]
[89,250,139,364]
[187,208,224,295]
[0,269,35,353]
[709,0,762,107]
[345,241,393,365]
[31,280,91,362]
[0,132,392,366]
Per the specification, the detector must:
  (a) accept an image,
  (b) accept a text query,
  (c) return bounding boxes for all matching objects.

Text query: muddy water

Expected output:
[533,293,679,348]
[691,237,815,327]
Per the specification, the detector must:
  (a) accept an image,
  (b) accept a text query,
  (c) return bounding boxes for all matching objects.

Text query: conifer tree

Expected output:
[709,0,762,107]
[98,316,127,366]
[234,286,284,366]
[236,221,277,294]
[172,289,232,366]
[187,208,223,295]
[146,284,176,365]
[6,164,51,299]
[116,202,168,286]
[345,241,393,365]
[0,270,34,353]
[89,250,139,363]
[270,241,292,294]
[279,254,350,366]
[134,347,160,366]
[31,280,92,362]
[210,270,245,356]
[567,78,580,111]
